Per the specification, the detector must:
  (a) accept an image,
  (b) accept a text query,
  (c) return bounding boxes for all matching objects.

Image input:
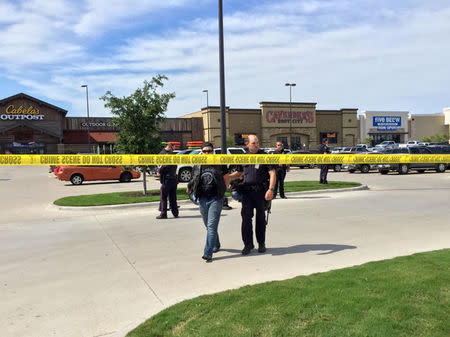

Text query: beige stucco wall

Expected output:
[410,114,448,141]
[228,109,261,144]
[316,110,343,145]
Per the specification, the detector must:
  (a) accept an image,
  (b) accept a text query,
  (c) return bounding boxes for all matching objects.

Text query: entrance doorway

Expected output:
[5,142,46,154]
[371,133,402,145]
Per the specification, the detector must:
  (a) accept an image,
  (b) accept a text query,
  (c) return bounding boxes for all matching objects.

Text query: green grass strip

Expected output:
[54,181,360,206]
[127,249,450,337]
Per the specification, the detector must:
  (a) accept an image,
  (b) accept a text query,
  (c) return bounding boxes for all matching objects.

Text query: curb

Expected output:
[286,184,368,197]
[52,185,368,211]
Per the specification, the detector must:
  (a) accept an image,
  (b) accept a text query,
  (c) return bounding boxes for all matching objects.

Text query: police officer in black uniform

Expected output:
[318,138,331,184]
[273,141,290,199]
[229,135,276,255]
[157,144,179,219]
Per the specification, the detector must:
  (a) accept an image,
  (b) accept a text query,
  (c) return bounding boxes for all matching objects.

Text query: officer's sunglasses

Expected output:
[202,149,213,153]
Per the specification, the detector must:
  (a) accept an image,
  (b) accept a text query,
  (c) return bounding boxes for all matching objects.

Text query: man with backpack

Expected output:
[187,142,229,262]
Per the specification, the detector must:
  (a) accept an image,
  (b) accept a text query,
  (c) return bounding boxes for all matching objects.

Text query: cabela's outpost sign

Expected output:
[1,104,45,120]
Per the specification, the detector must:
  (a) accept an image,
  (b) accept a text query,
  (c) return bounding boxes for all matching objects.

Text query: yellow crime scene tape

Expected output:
[0,154,449,166]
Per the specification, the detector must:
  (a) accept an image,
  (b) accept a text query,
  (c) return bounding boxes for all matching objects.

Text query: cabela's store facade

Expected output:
[0,93,202,154]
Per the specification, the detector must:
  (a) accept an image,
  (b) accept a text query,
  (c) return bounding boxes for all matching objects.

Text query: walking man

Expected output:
[187,142,229,262]
[318,138,331,184]
[273,141,290,198]
[157,143,179,219]
[229,135,276,255]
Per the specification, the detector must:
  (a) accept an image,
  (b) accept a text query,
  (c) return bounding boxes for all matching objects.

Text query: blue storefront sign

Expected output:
[373,116,401,131]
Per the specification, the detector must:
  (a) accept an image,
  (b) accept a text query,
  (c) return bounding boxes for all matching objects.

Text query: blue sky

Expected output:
[0,0,449,117]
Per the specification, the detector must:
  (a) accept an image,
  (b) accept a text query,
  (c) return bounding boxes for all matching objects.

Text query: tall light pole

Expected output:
[81,84,91,153]
[285,83,296,149]
[218,0,227,153]
[202,89,209,107]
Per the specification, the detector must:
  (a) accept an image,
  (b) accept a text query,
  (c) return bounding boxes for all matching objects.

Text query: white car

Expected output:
[375,141,398,150]
[176,147,246,182]
[407,140,420,147]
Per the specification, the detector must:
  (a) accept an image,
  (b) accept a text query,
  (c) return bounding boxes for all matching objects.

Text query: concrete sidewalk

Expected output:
[1,167,449,337]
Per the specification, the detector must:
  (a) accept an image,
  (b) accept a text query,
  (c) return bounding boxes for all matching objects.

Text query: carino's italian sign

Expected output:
[1,104,44,120]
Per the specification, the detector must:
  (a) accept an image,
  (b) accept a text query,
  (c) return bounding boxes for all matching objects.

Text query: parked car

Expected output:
[407,140,420,147]
[176,147,247,182]
[375,141,398,150]
[57,166,141,185]
[377,146,448,174]
[344,156,380,173]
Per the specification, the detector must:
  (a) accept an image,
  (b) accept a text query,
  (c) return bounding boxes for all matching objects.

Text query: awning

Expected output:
[89,132,118,143]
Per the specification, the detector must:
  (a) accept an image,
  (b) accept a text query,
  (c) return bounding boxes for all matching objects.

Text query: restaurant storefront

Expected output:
[1,93,204,154]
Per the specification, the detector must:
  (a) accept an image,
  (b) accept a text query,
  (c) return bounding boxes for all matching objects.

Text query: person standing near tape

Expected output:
[187,142,229,262]
[156,143,179,219]
[229,135,276,255]
[273,141,290,199]
[318,138,331,184]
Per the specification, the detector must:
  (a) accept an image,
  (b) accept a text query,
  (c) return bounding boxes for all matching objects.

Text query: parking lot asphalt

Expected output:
[0,166,449,337]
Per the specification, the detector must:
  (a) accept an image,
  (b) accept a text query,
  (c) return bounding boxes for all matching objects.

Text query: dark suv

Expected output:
[377,146,448,174]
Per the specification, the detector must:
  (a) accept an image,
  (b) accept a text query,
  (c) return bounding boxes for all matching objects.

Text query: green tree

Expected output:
[101,75,175,194]
[364,137,373,146]
[226,136,234,148]
[421,136,432,143]
[432,133,449,142]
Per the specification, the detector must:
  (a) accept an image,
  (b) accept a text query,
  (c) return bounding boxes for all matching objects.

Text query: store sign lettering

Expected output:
[373,116,401,131]
[81,121,113,128]
[1,104,44,120]
[266,110,314,124]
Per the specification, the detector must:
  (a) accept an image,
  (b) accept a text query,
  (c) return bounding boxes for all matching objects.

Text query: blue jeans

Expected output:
[199,196,223,258]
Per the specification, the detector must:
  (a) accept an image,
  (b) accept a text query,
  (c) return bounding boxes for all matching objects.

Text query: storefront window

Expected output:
[371,134,402,144]
[290,137,301,150]
[320,132,338,144]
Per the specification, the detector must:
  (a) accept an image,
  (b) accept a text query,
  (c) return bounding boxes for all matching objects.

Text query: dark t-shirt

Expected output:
[237,149,275,187]
[199,165,228,198]
[274,149,288,171]
[158,149,177,182]
[318,144,330,154]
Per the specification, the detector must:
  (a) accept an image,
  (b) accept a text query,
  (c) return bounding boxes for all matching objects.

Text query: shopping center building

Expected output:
[182,102,359,149]
[0,93,448,154]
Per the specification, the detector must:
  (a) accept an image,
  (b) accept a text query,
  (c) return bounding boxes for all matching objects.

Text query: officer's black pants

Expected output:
[241,190,266,247]
[160,179,178,217]
[274,169,286,198]
[320,165,329,184]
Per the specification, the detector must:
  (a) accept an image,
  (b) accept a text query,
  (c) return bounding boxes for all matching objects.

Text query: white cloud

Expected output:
[73,0,193,36]
[1,0,449,118]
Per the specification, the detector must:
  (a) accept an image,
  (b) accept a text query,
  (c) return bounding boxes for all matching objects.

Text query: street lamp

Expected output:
[285,83,296,149]
[202,89,209,107]
[218,0,227,153]
[81,84,91,153]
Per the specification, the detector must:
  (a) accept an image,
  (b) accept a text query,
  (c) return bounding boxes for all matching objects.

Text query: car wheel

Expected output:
[398,164,409,175]
[178,168,192,182]
[360,165,370,173]
[417,170,425,173]
[333,164,342,172]
[70,174,84,185]
[436,164,446,173]
[348,169,355,173]
[379,170,389,175]
[120,171,132,182]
